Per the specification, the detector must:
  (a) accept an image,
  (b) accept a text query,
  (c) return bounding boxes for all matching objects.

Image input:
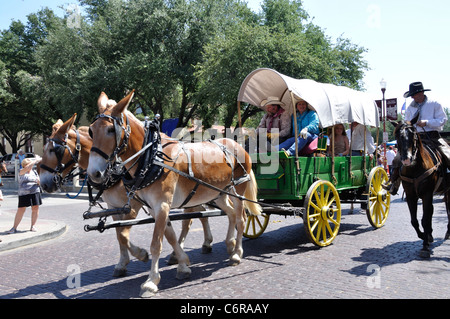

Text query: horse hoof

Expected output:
[228,255,241,266]
[140,282,158,298]
[445,231,450,240]
[140,289,156,298]
[113,268,127,278]
[201,245,213,254]
[167,253,178,265]
[138,250,149,263]
[419,249,431,259]
[176,269,192,280]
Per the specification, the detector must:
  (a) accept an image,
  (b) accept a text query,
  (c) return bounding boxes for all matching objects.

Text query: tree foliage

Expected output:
[0,0,370,153]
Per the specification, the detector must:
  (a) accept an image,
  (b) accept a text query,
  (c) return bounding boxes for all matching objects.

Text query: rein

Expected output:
[399,125,442,194]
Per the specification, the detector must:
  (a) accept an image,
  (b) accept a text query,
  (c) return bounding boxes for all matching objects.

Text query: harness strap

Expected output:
[91,147,110,160]
[178,182,201,208]
[400,163,440,194]
[153,160,251,204]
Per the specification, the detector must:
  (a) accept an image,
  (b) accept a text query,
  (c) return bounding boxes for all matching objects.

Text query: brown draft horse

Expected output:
[39,114,213,278]
[87,91,261,297]
[40,114,148,275]
[393,118,450,258]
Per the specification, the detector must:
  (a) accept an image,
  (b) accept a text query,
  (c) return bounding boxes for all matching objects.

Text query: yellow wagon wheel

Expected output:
[366,167,391,228]
[243,211,270,239]
[303,180,341,247]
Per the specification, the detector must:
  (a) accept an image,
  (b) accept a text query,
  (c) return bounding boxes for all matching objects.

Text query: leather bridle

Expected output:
[40,130,83,188]
[88,112,131,188]
[90,113,131,163]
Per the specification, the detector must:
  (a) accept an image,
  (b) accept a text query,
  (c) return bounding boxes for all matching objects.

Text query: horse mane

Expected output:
[395,121,435,169]
[416,134,435,169]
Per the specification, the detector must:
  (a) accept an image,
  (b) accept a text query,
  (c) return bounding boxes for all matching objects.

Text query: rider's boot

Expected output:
[382,166,401,195]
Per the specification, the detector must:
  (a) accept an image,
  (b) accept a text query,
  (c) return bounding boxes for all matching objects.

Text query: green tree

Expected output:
[0,9,60,154]
[1,0,371,152]
[195,0,368,128]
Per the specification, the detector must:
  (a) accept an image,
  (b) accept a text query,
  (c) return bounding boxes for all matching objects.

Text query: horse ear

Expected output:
[58,113,78,136]
[112,90,135,115]
[98,92,109,113]
[389,120,400,128]
[52,119,64,134]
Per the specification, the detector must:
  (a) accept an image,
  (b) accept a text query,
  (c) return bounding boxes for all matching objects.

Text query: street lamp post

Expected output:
[380,78,387,171]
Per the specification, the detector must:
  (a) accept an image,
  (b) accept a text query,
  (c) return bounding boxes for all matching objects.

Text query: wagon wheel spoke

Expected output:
[310,202,321,214]
[366,167,391,228]
[243,213,270,239]
[304,180,341,247]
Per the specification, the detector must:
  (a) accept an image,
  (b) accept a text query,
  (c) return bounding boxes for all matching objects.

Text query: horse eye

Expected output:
[108,126,115,134]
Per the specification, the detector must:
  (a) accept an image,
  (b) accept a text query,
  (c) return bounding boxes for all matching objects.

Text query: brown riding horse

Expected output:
[87,91,261,297]
[39,114,213,278]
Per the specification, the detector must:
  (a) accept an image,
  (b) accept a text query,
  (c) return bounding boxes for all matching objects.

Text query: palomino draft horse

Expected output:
[40,114,149,275]
[393,118,450,258]
[39,114,213,278]
[87,91,261,297]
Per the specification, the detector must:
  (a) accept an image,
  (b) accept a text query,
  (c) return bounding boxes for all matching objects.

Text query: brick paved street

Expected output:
[1,188,449,300]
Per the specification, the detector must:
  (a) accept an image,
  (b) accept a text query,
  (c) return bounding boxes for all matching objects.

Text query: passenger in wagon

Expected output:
[246,96,291,153]
[327,124,350,156]
[347,122,376,157]
[279,99,320,156]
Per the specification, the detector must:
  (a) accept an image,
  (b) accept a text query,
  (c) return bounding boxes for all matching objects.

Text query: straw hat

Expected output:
[260,97,285,108]
[21,158,35,168]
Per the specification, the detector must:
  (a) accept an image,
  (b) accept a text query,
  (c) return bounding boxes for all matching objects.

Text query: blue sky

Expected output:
[247,0,450,112]
[1,0,449,112]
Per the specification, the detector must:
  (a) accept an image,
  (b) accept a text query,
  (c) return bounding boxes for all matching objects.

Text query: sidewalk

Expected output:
[0,209,67,252]
[0,179,88,253]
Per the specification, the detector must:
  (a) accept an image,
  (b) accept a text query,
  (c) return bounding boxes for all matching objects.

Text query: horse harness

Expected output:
[399,125,444,194]
[89,113,251,211]
[40,130,85,189]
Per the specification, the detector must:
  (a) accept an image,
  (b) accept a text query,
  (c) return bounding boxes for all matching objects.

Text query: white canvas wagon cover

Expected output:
[237,68,379,128]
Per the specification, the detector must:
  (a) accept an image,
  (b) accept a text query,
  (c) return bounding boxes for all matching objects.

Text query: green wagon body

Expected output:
[252,152,374,202]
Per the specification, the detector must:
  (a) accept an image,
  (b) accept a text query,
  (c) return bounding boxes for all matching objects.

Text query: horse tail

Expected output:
[243,169,262,216]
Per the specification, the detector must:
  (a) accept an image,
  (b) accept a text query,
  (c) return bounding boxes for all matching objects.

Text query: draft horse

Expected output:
[39,114,150,275]
[393,118,450,258]
[87,91,262,297]
[39,114,213,278]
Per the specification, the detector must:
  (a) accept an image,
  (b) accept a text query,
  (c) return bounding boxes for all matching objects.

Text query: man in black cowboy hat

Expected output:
[385,81,450,194]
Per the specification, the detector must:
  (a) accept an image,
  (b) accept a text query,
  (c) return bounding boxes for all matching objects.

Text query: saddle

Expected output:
[419,131,450,168]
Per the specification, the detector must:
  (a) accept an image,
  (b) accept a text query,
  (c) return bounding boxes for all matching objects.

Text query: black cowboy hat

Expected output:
[403,82,431,98]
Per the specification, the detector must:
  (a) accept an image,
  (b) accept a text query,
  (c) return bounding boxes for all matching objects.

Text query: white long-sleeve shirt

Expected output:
[347,124,376,154]
[404,96,447,132]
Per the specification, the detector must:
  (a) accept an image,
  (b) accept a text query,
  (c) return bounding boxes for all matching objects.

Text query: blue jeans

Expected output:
[279,132,317,155]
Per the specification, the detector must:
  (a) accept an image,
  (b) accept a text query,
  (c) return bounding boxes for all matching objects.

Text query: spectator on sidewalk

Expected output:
[7,158,42,234]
